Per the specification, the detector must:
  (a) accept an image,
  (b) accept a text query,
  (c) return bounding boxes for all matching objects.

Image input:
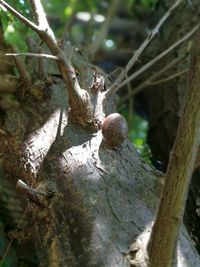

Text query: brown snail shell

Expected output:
[101,113,128,147]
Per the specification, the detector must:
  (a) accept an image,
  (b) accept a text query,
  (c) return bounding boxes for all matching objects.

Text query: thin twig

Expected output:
[0,206,29,266]
[149,69,188,85]
[118,24,199,90]
[127,75,133,127]
[105,0,183,97]
[38,48,46,79]
[0,0,38,31]
[60,12,76,49]
[60,20,70,49]
[88,0,120,56]
[120,56,185,103]
[0,239,13,266]
[9,46,30,84]
[6,52,58,60]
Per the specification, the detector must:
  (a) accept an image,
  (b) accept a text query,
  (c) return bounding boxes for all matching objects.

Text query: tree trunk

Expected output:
[0,47,199,267]
[0,2,200,266]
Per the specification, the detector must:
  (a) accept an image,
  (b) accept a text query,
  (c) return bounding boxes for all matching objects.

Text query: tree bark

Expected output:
[0,1,200,266]
[0,48,199,266]
[148,28,200,267]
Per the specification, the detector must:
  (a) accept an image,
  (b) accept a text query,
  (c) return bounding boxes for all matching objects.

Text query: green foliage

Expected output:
[0,1,34,51]
[140,0,159,9]
[0,0,158,49]
[129,114,147,146]
[4,21,32,51]
[122,112,152,164]
[42,0,99,22]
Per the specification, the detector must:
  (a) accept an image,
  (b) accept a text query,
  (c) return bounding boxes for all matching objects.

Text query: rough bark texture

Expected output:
[0,46,199,267]
[0,3,200,266]
[148,29,200,267]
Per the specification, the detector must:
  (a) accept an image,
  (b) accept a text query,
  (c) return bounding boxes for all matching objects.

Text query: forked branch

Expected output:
[118,24,199,89]
[120,56,184,103]
[115,23,199,104]
[0,0,87,115]
[105,0,183,97]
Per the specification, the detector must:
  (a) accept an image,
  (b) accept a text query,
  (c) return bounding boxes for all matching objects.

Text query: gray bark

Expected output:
[0,2,200,265]
[1,67,199,266]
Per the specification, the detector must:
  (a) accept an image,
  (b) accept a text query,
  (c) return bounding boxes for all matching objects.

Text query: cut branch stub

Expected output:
[16,179,43,206]
[16,179,54,207]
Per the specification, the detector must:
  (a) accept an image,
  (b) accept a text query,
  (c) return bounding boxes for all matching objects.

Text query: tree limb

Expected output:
[120,56,184,103]
[1,0,91,119]
[9,46,30,83]
[148,28,200,267]
[105,0,183,97]
[38,48,47,79]
[30,0,56,42]
[6,52,58,60]
[117,24,199,92]
[148,69,188,85]
[123,66,188,103]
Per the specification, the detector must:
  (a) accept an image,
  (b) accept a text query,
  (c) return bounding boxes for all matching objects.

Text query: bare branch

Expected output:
[30,0,56,42]
[117,24,199,91]
[120,56,185,103]
[28,0,88,109]
[38,48,47,79]
[60,12,76,49]
[6,52,58,60]
[126,75,133,126]
[105,0,183,97]
[2,0,89,117]
[9,46,30,84]
[0,206,28,266]
[88,0,120,56]
[1,200,30,267]
[60,21,71,49]
[0,240,13,266]
[0,0,38,31]
[149,69,188,85]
